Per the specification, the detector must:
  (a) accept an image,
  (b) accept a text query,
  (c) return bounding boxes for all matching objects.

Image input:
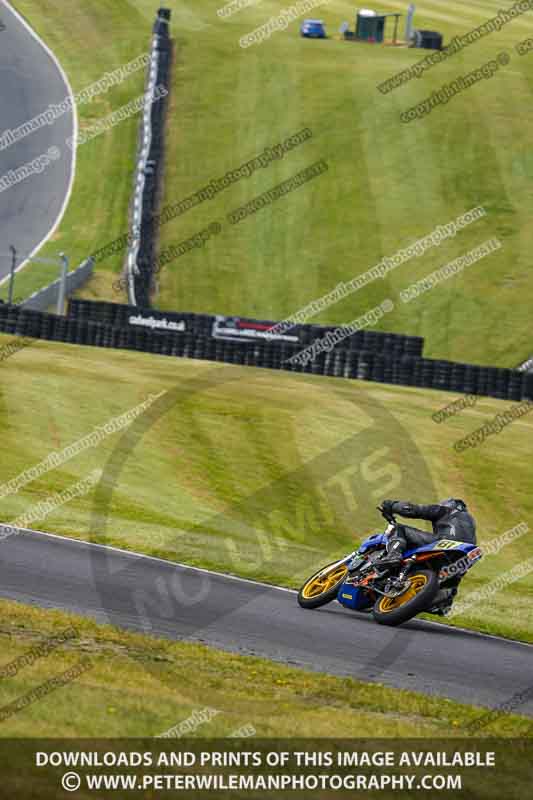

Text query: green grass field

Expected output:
[4,1,533,368]
[1,334,532,643]
[1,598,531,738]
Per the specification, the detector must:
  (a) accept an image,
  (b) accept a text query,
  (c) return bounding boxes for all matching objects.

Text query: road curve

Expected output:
[0,1,75,285]
[0,527,532,718]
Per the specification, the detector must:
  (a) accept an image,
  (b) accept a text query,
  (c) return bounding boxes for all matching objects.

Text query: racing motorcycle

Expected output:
[298,506,482,626]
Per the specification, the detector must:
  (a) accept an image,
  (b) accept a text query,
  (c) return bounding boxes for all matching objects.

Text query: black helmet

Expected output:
[440,498,467,512]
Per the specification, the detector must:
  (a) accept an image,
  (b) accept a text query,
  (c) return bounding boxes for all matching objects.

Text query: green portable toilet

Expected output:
[356,8,385,43]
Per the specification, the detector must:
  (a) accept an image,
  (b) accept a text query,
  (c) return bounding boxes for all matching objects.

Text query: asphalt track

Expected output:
[0,1,74,284]
[0,527,532,718]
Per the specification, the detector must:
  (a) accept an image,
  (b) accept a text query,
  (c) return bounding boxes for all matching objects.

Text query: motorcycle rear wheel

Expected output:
[298,560,349,609]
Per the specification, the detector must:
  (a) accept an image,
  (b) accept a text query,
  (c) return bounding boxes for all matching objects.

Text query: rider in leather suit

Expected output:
[379,498,477,568]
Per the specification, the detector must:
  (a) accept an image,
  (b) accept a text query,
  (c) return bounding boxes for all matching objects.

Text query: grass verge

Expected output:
[0,598,531,737]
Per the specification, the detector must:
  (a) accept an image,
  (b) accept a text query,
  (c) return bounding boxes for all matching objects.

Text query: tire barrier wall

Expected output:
[19,257,95,311]
[3,303,533,403]
[126,8,171,308]
[66,299,425,358]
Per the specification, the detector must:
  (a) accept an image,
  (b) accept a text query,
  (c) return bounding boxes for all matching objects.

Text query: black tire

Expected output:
[372,568,438,626]
[297,560,349,609]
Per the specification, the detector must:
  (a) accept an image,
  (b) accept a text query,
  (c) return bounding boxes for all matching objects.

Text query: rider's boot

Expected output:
[378,539,405,569]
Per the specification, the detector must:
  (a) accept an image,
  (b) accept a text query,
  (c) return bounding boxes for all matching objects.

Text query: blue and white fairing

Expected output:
[335,532,387,611]
[357,533,388,553]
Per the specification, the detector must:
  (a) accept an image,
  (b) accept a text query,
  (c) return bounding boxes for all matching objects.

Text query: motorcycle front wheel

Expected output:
[297,560,349,609]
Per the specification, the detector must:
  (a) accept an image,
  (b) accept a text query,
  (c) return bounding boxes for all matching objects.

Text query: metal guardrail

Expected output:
[126,36,159,305]
[20,257,94,311]
[126,9,171,307]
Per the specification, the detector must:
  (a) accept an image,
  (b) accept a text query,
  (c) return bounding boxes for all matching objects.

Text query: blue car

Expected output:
[300,19,326,38]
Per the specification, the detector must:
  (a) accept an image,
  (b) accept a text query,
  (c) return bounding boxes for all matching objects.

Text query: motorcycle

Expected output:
[298,506,482,626]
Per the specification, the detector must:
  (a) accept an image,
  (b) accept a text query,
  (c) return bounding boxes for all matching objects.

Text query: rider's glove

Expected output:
[381,499,396,515]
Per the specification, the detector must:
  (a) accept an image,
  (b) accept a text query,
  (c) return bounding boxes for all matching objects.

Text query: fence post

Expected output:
[8,245,16,305]
[57,252,69,315]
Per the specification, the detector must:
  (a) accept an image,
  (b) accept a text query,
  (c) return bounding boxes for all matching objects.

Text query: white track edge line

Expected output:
[5,524,295,593]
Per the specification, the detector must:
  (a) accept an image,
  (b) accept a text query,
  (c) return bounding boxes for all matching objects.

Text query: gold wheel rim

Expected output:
[378,574,428,613]
[302,564,348,599]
